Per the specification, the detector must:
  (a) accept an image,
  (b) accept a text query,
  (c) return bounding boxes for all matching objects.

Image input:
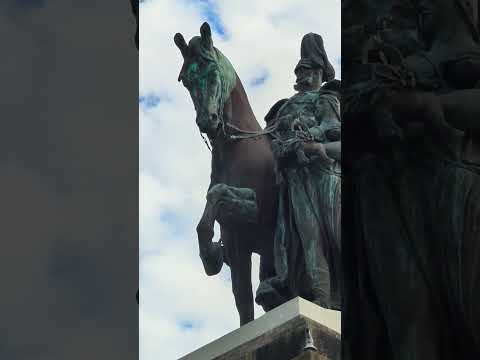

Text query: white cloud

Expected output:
[140,1,340,359]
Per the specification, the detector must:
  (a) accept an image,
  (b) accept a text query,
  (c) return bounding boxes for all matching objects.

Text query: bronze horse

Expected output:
[174,23,278,325]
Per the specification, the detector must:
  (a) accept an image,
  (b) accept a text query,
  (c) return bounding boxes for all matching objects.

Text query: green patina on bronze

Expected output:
[256,33,342,313]
[256,88,342,312]
[181,36,237,129]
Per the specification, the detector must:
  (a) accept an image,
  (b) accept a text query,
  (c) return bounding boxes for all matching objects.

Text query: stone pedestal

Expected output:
[179,297,340,360]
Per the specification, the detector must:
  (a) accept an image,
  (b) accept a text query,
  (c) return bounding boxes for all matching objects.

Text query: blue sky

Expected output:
[139,93,162,109]
[139,1,341,359]
[249,68,270,87]
[188,0,228,37]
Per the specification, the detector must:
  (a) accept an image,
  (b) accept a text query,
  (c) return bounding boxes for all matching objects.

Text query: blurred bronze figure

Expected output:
[343,0,480,358]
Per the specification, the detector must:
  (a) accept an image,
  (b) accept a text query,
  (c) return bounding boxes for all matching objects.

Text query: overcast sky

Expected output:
[139,1,341,359]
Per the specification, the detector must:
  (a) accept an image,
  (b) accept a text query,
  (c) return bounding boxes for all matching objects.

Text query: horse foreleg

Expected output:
[197,201,214,249]
[228,240,254,326]
[196,183,258,276]
[196,201,223,276]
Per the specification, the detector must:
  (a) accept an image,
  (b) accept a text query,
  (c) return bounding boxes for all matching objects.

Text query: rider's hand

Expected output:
[303,142,332,162]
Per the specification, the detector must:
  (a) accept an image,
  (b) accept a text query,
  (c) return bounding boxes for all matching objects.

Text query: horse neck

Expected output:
[211,74,263,178]
[225,74,262,132]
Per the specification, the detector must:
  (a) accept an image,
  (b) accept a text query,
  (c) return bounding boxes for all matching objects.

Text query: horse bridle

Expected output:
[199,115,279,153]
[200,87,340,152]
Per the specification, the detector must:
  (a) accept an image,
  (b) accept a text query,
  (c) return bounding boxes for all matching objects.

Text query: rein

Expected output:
[199,121,276,152]
[200,90,340,150]
[222,122,278,140]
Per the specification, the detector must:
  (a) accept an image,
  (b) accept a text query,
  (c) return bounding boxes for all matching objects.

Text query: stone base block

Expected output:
[179,297,340,360]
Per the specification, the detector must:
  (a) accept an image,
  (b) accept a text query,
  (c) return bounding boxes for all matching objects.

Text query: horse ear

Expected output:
[200,22,213,49]
[174,33,189,58]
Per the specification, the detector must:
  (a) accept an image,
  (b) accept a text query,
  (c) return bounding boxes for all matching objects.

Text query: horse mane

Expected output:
[211,47,237,110]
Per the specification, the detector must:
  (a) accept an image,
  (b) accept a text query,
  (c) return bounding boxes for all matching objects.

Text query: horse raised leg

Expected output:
[196,199,223,276]
[207,184,258,225]
[196,183,258,276]
[196,183,259,324]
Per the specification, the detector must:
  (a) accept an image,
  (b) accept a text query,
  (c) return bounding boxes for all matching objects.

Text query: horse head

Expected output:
[174,22,237,138]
